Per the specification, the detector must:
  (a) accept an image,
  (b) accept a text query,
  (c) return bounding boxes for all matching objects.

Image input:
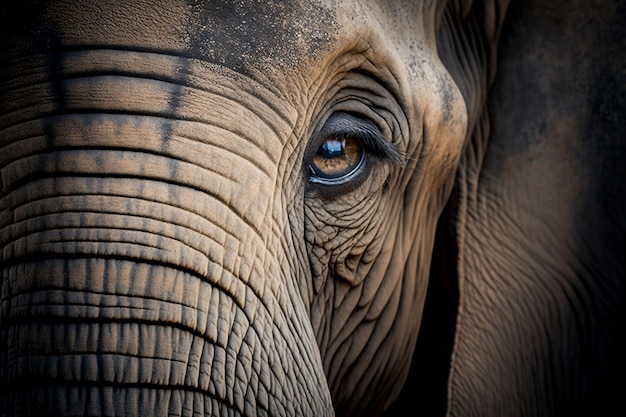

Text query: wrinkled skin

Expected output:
[1,1,624,417]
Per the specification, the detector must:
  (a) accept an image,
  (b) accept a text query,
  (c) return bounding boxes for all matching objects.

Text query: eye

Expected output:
[310,136,365,181]
[305,112,403,192]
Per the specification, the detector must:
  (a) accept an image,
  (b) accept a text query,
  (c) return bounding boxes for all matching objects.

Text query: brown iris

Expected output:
[311,137,364,179]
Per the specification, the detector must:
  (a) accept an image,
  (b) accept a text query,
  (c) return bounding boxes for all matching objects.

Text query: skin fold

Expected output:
[0,1,624,416]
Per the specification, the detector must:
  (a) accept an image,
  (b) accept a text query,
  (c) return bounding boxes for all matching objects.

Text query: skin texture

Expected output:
[443,1,626,415]
[1,1,624,417]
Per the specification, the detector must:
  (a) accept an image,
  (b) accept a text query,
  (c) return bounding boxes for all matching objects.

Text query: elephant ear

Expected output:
[433,0,626,416]
[385,1,626,416]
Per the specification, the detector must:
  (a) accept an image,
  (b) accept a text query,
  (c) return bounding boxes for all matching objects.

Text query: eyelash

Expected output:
[304,112,403,195]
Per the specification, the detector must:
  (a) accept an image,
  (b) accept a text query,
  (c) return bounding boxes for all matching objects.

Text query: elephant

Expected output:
[1,0,625,416]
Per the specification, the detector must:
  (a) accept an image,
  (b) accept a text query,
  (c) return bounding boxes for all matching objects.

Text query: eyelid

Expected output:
[317,112,405,167]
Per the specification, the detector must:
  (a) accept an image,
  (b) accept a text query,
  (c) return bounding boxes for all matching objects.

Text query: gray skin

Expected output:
[0,1,624,417]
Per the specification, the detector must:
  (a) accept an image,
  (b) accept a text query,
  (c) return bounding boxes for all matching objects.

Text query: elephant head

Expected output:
[1,1,624,417]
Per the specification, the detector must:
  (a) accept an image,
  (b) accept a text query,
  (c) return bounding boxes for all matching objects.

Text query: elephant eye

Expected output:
[309,136,365,181]
[306,112,403,191]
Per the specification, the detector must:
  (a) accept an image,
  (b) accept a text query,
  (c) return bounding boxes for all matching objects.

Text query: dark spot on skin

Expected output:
[185,0,337,75]
[439,77,457,122]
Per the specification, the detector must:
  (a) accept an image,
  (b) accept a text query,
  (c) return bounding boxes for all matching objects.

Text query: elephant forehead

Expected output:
[184,0,338,73]
[23,1,443,78]
[30,0,338,74]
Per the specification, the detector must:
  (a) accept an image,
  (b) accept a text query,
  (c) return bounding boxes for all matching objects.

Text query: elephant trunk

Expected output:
[1,176,240,413]
[0,52,333,415]
[3,259,226,416]
[1,149,330,417]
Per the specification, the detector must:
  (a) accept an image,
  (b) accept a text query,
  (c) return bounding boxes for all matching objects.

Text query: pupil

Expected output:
[318,140,344,158]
